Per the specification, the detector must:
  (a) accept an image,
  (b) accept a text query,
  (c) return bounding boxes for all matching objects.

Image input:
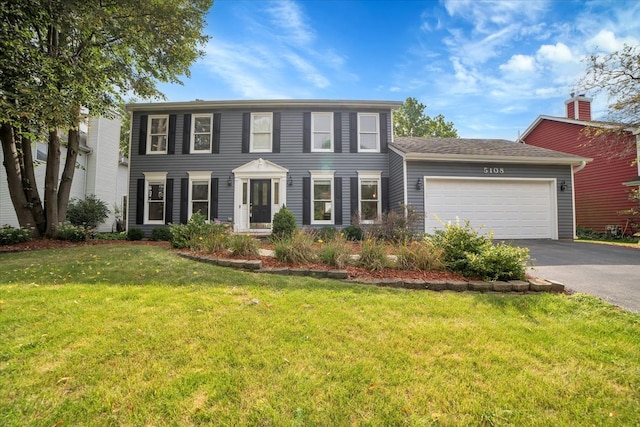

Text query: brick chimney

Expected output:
[565,93,592,121]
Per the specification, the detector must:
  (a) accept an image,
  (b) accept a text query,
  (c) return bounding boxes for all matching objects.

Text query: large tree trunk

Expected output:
[18,130,46,235]
[58,126,80,222]
[0,123,38,231]
[44,129,61,237]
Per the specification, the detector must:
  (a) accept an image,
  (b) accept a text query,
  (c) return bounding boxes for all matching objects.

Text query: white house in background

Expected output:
[0,116,128,233]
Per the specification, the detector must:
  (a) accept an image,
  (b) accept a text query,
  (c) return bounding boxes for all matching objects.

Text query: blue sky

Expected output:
[157,0,640,140]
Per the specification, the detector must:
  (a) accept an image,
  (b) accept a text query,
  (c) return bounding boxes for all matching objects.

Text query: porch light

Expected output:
[288,172,293,186]
[559,180,567,192]
[227,174,233,186]
[416,178,422,190]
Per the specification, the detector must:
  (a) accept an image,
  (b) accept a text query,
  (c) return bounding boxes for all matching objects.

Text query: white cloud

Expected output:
[536,42,574,64]
[500,54,536,74]
[585,29,639,53]
[283,53,330,88]
[266,0,314,46]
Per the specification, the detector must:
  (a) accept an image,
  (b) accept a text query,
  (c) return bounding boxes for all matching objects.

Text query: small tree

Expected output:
[272,206,297,240]
[66,195,110,229]
[394,97,458,138]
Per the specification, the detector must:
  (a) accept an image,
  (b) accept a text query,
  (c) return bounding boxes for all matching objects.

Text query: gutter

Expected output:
[125,99,404,112]
[402,152,591,166]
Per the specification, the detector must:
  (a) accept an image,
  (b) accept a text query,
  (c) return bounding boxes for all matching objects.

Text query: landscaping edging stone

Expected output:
[177,252,563,294]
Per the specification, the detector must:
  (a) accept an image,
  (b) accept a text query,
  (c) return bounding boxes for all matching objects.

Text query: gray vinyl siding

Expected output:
[405,160,575,239]
[128,108,393,235]
[388,150,405,213]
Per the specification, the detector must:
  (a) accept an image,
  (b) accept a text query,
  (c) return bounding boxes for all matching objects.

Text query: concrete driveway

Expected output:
[513,240,640,312]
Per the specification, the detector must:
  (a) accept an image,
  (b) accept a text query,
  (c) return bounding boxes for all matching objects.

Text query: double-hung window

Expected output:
[311,171,335,224]
[251,112,272,152]
[191,114,212,153]
[144,172,167,224]
[148,115,169,154]
[358,113,379,152]
[312,112,333,152]
[358,171,381,223]
[188,172,211,219]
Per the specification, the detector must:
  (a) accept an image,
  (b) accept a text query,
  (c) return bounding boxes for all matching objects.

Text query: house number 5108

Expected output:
[484,167,504,174]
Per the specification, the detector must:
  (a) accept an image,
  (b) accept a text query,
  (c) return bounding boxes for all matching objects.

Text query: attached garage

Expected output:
[389,137,592,240]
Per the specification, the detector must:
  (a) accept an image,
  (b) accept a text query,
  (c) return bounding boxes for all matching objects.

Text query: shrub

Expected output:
[201,229,229,253]
[367,205,422,242]
[56,223,88,242]
[271,206,297,240]
[343,224,364,241]
[228,234,260,258]
[396,239,445,271]
[356,238,390,271]
[0,225,32,245]
[274,230,316,264]
[151,227,172,241]
[127,227,144,241]
[430,219,491,275]
[316,226,338,242]
[317,233,352,268]
[465,243,530,281]
[169,214,230,251]
[93,232,127,240]
[66,194,110,229]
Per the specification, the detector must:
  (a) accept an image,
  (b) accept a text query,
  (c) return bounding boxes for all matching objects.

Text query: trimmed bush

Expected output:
[67,194,110,229]
[228,234,260,258]
[0,225,32,245]
[56,223,88,242]
[151,227,172,241]
[274,230,316,264]
[127,227,144,241]
[465,242,530,281]
[271,206,297,240]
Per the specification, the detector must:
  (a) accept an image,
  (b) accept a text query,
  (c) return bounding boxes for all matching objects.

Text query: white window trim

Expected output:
[143,172,167,224]
[147,115,169,154]
[311,112,333,152]
[190,114,213,153]
[250,112,273,153]
[357,170,382,224]
[310,170,335,225]
[188,171,211,220]
[357,113,380,153]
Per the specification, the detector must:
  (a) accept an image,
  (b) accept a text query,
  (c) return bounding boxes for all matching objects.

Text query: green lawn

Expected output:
[1,244,639,426]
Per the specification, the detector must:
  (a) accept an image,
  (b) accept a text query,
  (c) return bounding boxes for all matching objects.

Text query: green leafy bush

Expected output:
[342,224,364,241]
[356,238,390,271]
[228,234,260,258]
[317,233,352,268]
[396,239,445,271]
[271,206,297,240]
[169,213,230,251]
[67,194,110,229]
[151,227,172,241]
[430,219,490,275]
[127,227,144,241]
[56,223,89,242]
[93,232,127,240]
[274,230,316,264]
[465,242,530,281]
[0,225,32,245]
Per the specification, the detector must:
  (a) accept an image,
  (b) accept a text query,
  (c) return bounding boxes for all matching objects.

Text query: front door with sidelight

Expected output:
[250,179,271,226]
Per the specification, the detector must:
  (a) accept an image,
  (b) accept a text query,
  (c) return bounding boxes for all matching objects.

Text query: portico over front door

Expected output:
[250,179,271,225]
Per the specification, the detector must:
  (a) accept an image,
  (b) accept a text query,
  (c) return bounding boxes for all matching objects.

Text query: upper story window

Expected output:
[311,171,335,225]
[143,172,167,224]
[148,115,169,154]
[191,114,212,153]
[358,113,379,152]
[251,112,272,152]
[312,112,333,152]
[358,171,381,223]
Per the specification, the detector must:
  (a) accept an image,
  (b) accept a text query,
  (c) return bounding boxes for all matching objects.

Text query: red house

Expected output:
[521,94,640,235]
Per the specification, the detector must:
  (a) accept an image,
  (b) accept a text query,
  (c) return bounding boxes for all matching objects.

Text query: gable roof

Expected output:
[391,137,591,165]
[519,115,636,141]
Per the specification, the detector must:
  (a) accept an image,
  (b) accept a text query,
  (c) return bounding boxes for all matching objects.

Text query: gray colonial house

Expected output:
[126,100,589,240]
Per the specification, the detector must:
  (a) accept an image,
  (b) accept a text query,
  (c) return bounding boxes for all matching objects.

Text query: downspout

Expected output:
[571,160,587,239]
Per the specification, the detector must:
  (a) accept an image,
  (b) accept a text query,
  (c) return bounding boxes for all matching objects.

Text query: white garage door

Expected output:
[424,178,556,239]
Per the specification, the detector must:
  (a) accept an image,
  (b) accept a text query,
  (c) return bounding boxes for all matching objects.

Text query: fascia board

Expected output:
[403,152,592,165]
[126,99,404,112]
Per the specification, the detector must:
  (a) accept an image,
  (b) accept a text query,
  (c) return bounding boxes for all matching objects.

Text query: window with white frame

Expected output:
[188,172,211,219]
[144,172,167,224]
[311,171,334,224]
[251,112,272,152]
[148,115,169,154]
[191,114,212,153]
[358,171,381,223]
[358,113,379,152]
[312,112,333,151]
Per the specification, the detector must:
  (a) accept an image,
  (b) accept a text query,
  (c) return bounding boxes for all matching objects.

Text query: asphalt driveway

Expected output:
[513,240,640,312]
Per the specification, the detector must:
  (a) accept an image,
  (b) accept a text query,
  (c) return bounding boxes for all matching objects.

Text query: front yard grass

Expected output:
[1,244,639,426]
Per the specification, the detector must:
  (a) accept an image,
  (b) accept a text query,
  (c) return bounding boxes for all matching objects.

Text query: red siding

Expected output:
[525,120,637,234]
[577,100,591,121]
[566,103,575,119]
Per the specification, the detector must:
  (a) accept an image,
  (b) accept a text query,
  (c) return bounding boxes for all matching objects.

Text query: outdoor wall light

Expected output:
[288,172,293,186]
[559,180,567,192]
[227,174,233,186]
[416,178,423,190]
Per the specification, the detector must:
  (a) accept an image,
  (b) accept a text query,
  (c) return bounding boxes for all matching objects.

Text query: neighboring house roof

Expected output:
[126,99,403,112]
[520,115,637,141]
[391,137,591,165]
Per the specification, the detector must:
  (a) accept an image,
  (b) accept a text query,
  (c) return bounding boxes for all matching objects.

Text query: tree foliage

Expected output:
[393,97,458,138]
[0,0,212,236]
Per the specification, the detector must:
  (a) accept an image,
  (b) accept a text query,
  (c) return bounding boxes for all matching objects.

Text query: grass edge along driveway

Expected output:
[1,244,639,426]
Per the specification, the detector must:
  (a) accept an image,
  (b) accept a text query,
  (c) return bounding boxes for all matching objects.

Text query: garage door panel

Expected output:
[424,179,555,239]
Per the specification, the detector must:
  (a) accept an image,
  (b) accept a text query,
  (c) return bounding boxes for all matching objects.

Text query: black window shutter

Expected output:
[165,178,174,223]
[302,176,311,225]
[380,112,388,153]
[349,112,357,153]
[210,178,219,220]
[350,177,358,220]
[303,112,311,153]
[138,115,147,155]
[182,114,191,154]
[180,178,189,224]
[381,177,389,213]
[213,113,221,154]
[168,114,176,154]
[241,112,250,153]
[136,178,144,224]
[334,177,342,225]
[273,112,281,153]
[334,112,342,153]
